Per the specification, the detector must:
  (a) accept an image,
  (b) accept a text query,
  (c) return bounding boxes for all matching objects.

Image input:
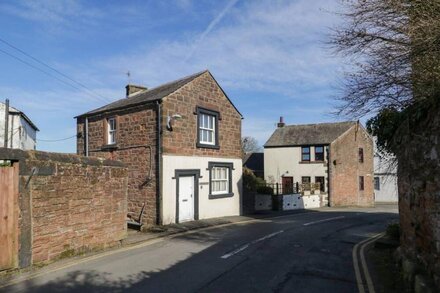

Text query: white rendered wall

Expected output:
[162,155,242,225]
[264,146,328,189]
[0,103,37,150]
[373,139,398,203]
[374,174,398,203]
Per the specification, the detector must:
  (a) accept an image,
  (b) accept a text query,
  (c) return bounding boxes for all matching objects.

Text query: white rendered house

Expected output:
[373,138,398,203]
[0,100,38,150]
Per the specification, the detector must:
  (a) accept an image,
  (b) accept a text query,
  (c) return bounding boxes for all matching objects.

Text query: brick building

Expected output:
[76,70,243,227]
[264,119,374,207]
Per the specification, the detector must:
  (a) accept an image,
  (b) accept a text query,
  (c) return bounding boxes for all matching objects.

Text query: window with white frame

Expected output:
[107,117,116,144]
[208,162,233,199]
[199,113,215,145]
[211,166,229,194]
[197,107,219,148]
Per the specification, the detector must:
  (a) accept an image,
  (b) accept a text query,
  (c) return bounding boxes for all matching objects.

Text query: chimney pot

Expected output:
[277,116,285,128]
[125,84,148,98]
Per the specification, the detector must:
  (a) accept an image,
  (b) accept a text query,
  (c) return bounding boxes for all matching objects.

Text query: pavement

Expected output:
[0,204,398,293]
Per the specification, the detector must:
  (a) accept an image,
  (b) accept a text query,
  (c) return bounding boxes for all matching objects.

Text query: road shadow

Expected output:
[2,208,398,293]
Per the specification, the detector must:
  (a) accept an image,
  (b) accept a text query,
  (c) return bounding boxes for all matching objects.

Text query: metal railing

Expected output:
[256,182,322,195]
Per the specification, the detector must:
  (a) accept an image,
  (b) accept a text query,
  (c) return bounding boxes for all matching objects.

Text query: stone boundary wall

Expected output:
[0,148,128,267]
[397,105,440,289]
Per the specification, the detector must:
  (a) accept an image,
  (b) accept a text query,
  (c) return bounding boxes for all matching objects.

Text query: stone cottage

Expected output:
[264,119,374,207]
[76,70,243,227]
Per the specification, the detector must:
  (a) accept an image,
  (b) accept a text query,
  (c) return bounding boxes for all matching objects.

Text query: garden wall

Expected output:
[0,148,128,268]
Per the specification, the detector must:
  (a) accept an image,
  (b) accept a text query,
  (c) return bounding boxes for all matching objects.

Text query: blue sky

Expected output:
[0,0,346,153]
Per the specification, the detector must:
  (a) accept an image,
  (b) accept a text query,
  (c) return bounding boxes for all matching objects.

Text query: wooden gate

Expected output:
[0,162,19,271]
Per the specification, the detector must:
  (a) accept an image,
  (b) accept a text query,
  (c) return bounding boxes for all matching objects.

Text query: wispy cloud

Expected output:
[0,0,345,152]
[184,0,239,62]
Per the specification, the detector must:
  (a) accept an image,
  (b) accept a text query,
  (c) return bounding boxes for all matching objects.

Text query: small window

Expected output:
[359,176,365,191]
[359,148,364,163]
[302,176,311,184]
[315,176,325,192]
[301,146,310,161]
[315,146,324,161]
[107,117,116,144]
[208,162,233,199]
[374,177,380,190]
[197,108,219,148]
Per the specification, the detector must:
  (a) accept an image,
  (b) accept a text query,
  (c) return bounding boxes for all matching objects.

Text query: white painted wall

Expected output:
[0,103,37,150]
[162,155,242,225]
[282,194,321,210]
[264,146,328,191]
[373,138,398,203]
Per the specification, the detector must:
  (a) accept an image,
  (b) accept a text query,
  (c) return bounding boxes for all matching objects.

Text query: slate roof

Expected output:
[243,152,264,171]
[264,121,357,147]
[76,70,208,118]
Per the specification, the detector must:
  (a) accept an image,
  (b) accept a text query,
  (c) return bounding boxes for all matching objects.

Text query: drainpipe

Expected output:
[156,100,162,225]
[3,98,9,148]
[327,145,331,207]
[85,117,89,156]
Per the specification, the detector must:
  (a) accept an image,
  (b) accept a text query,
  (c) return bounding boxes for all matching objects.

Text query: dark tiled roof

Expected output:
[76,70,207,118]
[243,152,264,171]
[264,121,356,147]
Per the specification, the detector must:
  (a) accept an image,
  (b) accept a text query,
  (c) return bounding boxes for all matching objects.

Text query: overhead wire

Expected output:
[0,38,110,104]
[37,134,78,142]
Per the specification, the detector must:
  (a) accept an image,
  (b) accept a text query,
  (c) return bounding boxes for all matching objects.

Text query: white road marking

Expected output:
[221,230,284,259]
[302,216,345,226]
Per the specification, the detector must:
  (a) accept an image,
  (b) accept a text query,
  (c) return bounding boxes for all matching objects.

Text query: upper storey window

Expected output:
[107,117,116,145]
[301,146,310,161]
[197,107,219,149]
[315,146,324,161]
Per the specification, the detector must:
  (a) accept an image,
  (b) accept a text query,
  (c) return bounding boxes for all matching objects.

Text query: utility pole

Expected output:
[3,98,9,148]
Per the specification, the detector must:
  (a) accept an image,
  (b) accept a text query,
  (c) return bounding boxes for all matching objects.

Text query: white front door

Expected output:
[178,176,195,223]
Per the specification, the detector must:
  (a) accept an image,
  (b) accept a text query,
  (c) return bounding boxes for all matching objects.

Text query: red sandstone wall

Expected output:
[329,124,374,207]
[397,106,440,288]
[161,71,242,159]
[77,105,158,226]
[8,150,128,265]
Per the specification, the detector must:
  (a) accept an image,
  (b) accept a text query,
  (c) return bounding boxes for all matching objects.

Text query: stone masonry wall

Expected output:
[0,148,127,266]
[161,71,242,158]
[329,124,374,207]
[397,105,440,288]
[77,104,158,227]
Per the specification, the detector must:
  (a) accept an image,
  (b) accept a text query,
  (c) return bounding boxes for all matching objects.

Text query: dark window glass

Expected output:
[359,148,364,163]
[302,146,310,161]
[302,176,311,184]
[315,176,325,192]
[359,176,365,191]
[315,146,324,161]
[374,177,380,190]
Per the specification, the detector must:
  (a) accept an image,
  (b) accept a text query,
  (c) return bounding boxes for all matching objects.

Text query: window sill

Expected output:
[209,192,234,199]
[299,161,326,164]
[197,142,220,150]
[101,144,118,151]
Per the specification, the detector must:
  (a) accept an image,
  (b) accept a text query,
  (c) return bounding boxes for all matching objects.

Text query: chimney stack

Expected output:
[125,84,148,98]
[277,116,285,128]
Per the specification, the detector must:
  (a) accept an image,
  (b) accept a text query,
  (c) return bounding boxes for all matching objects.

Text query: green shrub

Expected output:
[256,185,273,195]
[243,167,266,191]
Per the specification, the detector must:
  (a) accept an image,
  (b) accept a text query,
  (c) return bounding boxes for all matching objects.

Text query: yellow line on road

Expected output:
[352,233,384,293]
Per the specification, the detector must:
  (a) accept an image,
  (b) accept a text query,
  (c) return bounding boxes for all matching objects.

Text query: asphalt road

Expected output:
[2,205,398,293]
